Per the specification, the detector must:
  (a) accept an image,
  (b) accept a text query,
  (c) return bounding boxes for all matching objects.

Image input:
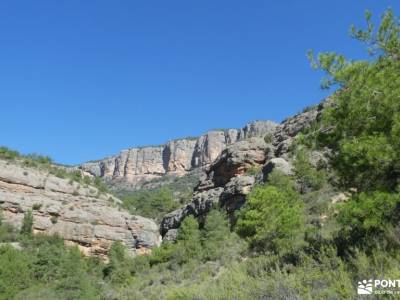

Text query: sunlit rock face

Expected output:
[160,100,332,239]
[0,159,161,260]
[79,120,278,189]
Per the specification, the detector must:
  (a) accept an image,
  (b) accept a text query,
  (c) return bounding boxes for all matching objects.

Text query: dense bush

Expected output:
[0,147,20,160]
[311,10,400,192]
[0,230,101,300]
[236,176,305,254]
[337,191,400,250]
[0,245,32,300]
[293,148,327,192]
[20,210,33,236]
[122,187,179,221]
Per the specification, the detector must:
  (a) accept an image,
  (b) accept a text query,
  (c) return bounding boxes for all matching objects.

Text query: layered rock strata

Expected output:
[0,160,161,259]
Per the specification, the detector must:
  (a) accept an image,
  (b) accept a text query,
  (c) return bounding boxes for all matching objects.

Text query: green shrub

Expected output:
[293,148,326,192]
[0,245,32,300]
[174,216,203,264]
[32,203,42,211]
[122,187,179,221]
[0,146,20,160]
[263,133,273,144]
[244,165,261,176]
[20,210,33,236]
[25,154,53,165]
[311,9,400,192]
[236,182,305,253]
[337,191,400,249]
[104,242,132,285]
[202,210,244,262]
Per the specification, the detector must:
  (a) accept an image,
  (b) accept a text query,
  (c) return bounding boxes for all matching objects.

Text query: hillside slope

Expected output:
[161,99,332,238]
[0,158,161,259]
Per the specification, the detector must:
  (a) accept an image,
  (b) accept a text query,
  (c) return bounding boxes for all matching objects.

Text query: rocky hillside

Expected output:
[0,159,161,259]
[0,101,330,257]
[78,121,278,189]
[161,100,331,239]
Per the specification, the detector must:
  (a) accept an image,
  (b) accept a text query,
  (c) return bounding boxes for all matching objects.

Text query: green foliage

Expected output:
[93,177,108,193]
[0,146,112,197]
[104,242,131,285]
[148,241,175,266]
[263,133,273,144]
[0,146,53,169]
[55,247,99,300]
[122,187,179,221]
[32,203,42,211]
[0,212,14,243]
[266,169,295,190]
[244,165,261,176]
[0,230,101,300]
[335,134,396,190]
[0,146,20,160]
[310,9,400,192]
[202,210,244,262]
[117,172,199,222]
[236,181,305,253]
[20,210,33,236]
[174,216,203,264]
[28,235,68,282]
[202,210,231,260]
[293,148,326,192]
[25,153,53,165]
[0,218,17,243]
[337,191,400,248]
[0,245,32,300]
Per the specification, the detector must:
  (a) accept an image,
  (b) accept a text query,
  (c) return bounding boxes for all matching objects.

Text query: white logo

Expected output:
[358,279,373,295]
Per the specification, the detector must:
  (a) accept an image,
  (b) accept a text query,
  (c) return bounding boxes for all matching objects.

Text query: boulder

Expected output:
[206,137,271,187]
[262,158,293,182]
[220,176,255,216]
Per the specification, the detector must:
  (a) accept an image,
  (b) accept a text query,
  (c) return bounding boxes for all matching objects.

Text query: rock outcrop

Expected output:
[273,99,332,157]
[161,100,331,238]
[261,157,293,182]
[161,137,271,235]
[0,159,161,259]
[79,121,278,189]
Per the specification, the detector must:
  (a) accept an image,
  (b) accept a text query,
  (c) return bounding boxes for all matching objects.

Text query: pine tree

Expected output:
[202,210,231,261]
[20,210,33,236]
[175,216,202,263]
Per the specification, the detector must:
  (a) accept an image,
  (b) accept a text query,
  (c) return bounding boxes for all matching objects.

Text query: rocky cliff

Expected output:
[79,121,278,189]
[0,100,331,255]
[161,101,331,239]
[0,159,161,259]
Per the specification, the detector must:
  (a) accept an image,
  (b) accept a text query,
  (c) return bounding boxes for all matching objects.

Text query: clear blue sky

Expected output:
[0,1,398,165]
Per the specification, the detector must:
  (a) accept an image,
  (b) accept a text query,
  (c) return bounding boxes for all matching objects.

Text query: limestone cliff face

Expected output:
[80,121,278,188]
[0,160,161,259]
[160,101,332,238]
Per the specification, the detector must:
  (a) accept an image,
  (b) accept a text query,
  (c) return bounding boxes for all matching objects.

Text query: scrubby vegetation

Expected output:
[0,146,110,194]
[119,172,199,221]
[0,9,399,299]
[121,187,180,221]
